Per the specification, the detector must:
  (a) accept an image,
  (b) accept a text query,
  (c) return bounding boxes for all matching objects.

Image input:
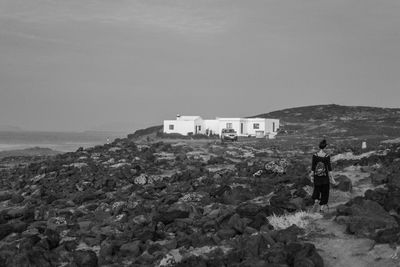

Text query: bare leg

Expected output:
[390,246,400,259]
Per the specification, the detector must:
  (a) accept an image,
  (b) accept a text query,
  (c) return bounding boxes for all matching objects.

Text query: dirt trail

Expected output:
[306,166,400,267]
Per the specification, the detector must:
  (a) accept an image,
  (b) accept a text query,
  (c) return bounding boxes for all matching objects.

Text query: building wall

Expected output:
[245,119,266,137]
[194,118,206,134]
[164,116,280,137]
[163,120,195,135]
[204,120,219,135]
[265,119,280,135]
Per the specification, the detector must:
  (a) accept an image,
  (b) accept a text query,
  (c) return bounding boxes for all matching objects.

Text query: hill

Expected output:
[129,105,400,140]
[254,104,400,138]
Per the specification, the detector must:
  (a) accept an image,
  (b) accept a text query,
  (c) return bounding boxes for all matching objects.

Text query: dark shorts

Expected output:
[312,183,330,205]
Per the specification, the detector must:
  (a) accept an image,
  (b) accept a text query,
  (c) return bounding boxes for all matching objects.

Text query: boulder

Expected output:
[119,241,141,257]
[44,228,60,249]
[285,242,324,267]
[249,212,269,230]
[289,197,306,211]
[336,197,398,237]
[274,225,303,244]
[370,172,388,186]
[364,188,387,206]
[236,203,263,219]
[0,224,13,240]
[0,191,12,202]
[73,190,102,205]
[333,175,352,192]
[374,227,400,244]
[228,213,248,234]
[270,192,298,213]
[384,189,400,213]
[73,250,98,267]
[8,250,53,267]
[217,228,237,239]
[155,204,190,224]
[237,233,274,258]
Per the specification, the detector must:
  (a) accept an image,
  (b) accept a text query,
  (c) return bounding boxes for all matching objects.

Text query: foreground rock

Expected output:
[336,197,398,237]
[7,138,400,266]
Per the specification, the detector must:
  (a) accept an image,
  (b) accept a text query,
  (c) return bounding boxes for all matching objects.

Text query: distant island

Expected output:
[0,147,61,159]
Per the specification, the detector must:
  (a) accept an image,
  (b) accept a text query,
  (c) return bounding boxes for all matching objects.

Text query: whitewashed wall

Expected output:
[265,119,280,135]
[204,120,219,135]
[245,119,266,136]
[164,117,280,137]
[163,120,195,135]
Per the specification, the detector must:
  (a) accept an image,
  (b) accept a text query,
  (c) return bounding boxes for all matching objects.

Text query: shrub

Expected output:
[267,211,322,230]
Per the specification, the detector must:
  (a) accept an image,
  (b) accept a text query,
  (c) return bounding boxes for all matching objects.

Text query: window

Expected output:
[198,126,201,131]
[253,123,260,129]
[226,123,232,129]
[273,122,276,132]
[169,124,174,130]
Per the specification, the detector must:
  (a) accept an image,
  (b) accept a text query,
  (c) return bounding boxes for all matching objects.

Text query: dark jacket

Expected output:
[312,154,332,185]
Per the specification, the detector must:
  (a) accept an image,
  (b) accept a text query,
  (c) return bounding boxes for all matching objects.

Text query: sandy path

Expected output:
[305,166,400,267]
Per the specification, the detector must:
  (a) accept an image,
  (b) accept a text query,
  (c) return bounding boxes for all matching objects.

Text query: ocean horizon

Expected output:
[0,131,126,152]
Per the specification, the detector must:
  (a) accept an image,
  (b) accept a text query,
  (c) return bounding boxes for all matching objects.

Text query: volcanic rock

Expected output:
[336,197,398,237]
[333,175,352,192]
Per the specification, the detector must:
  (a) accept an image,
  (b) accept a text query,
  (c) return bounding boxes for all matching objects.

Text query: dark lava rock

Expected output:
[73,190,104,205]
[333,175,352,192]
[374,227,400,244]
[8,249,53,267]
[249,212,270,230]
[228,213,248,234]
[0,223,13,240]
[370,172,388,186]
[73,250,98,267]
[119,241,141,257]
[0,190,12,202]
[336,197,398,237]
[286,242,324,267]
[44,228,60,249]
[364,188,388,206]
[217,228,237,239]
[274,225,304,244]
[236,203,263,219]
[155,205,190,224]
[383,188,400,213]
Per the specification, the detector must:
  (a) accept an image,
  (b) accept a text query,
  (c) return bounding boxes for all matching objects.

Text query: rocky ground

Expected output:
[0,135,399,267]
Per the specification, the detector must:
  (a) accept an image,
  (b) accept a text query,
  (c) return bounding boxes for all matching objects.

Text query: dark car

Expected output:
[221,128,238,142]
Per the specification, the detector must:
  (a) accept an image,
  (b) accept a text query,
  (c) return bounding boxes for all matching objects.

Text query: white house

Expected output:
[163,115,280,138]
[163,115,205,135]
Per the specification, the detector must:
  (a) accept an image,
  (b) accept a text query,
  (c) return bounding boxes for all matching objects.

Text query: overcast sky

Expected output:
[1,0,399,132]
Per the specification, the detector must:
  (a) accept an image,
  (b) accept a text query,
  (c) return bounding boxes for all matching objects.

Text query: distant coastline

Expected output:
[0,130,126,153]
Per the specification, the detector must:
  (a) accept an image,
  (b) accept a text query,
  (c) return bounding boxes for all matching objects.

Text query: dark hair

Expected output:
[319,139,327,149]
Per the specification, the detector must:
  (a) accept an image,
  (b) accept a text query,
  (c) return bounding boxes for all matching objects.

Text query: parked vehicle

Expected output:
[221,128,238,142]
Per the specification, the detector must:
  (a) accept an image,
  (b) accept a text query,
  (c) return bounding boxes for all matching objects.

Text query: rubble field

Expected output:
[0,136,400,267]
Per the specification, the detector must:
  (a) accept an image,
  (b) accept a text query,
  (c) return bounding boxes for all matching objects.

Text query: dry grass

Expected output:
[267,211,323,230]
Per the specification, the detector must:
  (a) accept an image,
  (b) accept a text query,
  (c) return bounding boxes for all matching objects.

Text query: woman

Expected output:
[311,139,336,212]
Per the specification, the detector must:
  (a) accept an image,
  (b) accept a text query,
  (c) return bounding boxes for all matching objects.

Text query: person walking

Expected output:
[311,139,336,212]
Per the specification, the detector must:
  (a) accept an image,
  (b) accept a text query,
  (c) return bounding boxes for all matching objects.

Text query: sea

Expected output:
[0,131,126,152]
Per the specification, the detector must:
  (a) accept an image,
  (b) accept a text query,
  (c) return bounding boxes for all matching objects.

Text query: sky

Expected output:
[0,0,399,132]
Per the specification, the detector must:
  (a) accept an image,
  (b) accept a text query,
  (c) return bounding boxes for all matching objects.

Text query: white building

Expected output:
[163,115,280,138]
[163,115,204,135]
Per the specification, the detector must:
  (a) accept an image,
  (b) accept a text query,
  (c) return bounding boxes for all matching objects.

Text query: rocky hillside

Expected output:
[128,105,400,141]
[255,104,400,137]
[0,134,330,266]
